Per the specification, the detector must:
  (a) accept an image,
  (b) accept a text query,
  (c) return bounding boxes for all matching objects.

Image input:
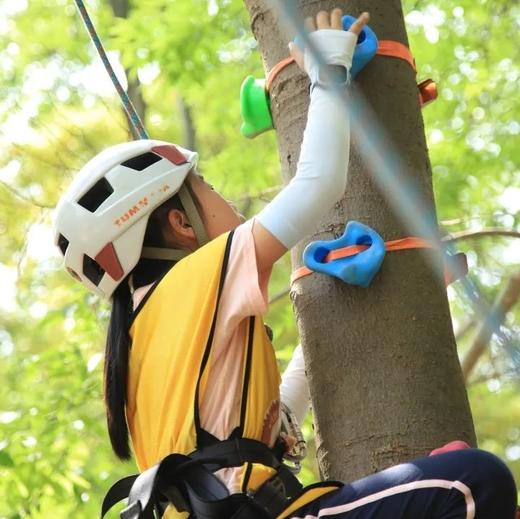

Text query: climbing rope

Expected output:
[73,0,149,139]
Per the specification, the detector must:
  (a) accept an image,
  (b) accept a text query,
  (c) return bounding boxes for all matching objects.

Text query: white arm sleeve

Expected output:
[279,345,310,426]
[257,30,357,249]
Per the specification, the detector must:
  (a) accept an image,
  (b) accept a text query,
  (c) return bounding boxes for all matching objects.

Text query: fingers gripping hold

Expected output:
[293,10,370,82]
[348,12,370,36]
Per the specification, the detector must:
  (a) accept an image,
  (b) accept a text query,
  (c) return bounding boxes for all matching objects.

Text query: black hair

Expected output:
[104,180,201,460]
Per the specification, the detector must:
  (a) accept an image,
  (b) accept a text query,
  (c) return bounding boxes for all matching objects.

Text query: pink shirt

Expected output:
[133,219,272,441]
[199,219,272,439]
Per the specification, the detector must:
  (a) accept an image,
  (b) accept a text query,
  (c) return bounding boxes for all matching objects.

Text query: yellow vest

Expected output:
[127,231,339,518]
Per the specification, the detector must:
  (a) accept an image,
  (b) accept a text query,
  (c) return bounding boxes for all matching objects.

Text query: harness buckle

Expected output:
[248,475,289,517]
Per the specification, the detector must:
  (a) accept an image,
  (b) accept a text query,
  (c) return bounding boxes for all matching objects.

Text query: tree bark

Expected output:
[243,0,476,482]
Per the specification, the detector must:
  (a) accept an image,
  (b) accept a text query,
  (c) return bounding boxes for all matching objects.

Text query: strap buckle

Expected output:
[248,475,289,517]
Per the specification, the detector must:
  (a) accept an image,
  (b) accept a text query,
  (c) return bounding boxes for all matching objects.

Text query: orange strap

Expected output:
[266,40,417,94]
[266,56,296,92]
[376,40,416,72]
[418,78,438,106]
[291,237,467,287]
[291,237,435,285]
[265,41,437,106]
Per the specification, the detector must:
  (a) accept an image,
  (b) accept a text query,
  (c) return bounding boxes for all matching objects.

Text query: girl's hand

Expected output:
[289,10,370,71]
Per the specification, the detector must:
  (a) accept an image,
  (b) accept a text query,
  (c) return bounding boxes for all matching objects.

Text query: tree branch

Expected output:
[269,288,290,305]
[237,185,282,204]
[440,213,518,227]
[461,270,520,382]
[177,96,197,150]
[0,180,54,209]
[443,228,520,243]
[454,318,475,342]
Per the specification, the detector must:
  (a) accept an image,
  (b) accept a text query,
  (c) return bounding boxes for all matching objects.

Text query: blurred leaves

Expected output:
[0,0,518,515]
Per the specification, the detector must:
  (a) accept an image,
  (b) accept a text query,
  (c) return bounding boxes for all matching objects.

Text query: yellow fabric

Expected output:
[127,233,227,469]
[127,231,282,517]
[162,483,340,519]
[276,484,342,519]
[240,462,278,492]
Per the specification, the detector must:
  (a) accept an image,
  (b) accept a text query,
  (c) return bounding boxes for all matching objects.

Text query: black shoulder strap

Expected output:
[101,475,138,518]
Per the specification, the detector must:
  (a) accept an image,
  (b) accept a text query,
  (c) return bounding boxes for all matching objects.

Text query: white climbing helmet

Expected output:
[53,139,203,299]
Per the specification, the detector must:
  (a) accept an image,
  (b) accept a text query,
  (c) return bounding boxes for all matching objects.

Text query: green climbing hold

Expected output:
[239,76,273,139]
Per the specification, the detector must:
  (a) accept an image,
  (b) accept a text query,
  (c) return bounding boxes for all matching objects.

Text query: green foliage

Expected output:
[0,0,518,515]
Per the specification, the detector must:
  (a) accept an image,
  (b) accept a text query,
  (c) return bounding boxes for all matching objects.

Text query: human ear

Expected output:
[166,209,196,243]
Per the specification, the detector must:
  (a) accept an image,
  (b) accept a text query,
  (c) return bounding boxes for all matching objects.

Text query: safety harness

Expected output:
[101,438,304,518]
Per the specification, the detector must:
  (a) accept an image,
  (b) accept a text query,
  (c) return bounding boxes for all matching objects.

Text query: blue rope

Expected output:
[73,0,149,139]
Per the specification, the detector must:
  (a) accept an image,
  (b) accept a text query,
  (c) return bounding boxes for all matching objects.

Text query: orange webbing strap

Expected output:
[291,237,434,284]
[377,40,437,106]
[417,78,438,107]
[266,56,296,93]
[376,40,416,71]
[266,41,416,94]
[265,40,436,105]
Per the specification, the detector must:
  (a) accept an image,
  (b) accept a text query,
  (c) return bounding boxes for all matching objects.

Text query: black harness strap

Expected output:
[190,438,302,497]
[101,475,138,518]
[100,439,303,519]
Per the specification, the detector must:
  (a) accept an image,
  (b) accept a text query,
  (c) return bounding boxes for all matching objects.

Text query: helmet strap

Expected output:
[140,247,190,261]
[177,183,209,247]
[139,184,209,262]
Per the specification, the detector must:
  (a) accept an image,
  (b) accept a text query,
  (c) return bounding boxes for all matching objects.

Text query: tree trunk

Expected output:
[177,96,198,151]
[243,0,476,482]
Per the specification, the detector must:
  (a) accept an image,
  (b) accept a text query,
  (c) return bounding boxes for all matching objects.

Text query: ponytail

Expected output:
[104,279,133,460]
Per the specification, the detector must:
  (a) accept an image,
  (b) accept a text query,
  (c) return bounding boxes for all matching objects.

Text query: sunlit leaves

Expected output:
[0,0,518,515]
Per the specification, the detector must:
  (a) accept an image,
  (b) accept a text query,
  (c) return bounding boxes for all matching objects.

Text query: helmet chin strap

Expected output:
[140,184,209,262]
[140,247,190,261]
[177,184,209,247]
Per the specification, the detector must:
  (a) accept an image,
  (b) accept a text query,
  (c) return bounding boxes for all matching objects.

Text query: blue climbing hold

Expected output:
[293,16,378,79]
[342,15,378,78]
[303,221,386,288]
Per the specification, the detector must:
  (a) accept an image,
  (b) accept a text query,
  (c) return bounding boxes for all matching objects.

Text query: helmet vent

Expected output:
[121,152,161,171]
[57,234,69,256]
[83,254,105,286]
[77,178,114,213]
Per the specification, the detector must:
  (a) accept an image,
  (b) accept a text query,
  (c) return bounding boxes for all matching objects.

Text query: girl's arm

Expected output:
[252,10,369,273]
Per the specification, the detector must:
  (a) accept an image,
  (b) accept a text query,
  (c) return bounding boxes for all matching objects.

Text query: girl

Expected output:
[54,8,517,519]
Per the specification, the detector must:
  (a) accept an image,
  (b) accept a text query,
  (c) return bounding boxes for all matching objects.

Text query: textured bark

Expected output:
[243,0,476,482]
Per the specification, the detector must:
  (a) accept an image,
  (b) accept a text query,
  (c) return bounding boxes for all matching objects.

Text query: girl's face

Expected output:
[188,173,244,239]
